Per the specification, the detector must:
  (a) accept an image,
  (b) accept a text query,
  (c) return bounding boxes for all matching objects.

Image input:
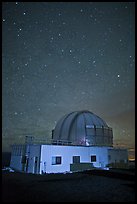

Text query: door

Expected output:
[34,156,38,174]
[44,162,46,173]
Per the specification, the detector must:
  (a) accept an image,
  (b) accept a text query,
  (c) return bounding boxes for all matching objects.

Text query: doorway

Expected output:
[34,156,38,174]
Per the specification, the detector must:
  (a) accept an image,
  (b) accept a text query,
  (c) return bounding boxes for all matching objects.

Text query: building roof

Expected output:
[53,110,113,146]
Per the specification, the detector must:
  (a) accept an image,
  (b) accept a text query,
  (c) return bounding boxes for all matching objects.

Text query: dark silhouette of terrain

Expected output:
[2,170,135,202]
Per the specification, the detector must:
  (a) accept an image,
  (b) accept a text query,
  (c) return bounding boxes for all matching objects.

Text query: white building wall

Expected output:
[27,145,41,174]
[10,155,22,171]
[88,146,111,168]
[10,145,25,171]
[10,144,41,173]
[40,145,111,174]
[40,145,90,174]
[10,144,128,174]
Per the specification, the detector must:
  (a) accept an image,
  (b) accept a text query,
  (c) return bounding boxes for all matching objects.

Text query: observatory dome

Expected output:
[52,110,113,146]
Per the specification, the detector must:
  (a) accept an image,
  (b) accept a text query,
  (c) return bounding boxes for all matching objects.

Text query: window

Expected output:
[73,156,80,163]
[91,155,96,162]
[52,156,62,165]
[21,156,27,164]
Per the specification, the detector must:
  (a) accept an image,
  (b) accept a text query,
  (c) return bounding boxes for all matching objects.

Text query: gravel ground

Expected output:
[2,170,135,202]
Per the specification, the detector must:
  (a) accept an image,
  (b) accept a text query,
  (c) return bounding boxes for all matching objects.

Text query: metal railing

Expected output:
[24,136,113,147]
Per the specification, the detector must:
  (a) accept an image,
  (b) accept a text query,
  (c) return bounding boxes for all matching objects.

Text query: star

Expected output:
[2,2,135,160]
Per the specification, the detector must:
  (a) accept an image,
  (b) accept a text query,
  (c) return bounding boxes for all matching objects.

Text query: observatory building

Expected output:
[10,110,128,174]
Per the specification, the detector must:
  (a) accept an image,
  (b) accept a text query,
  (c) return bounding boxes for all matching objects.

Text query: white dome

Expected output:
[53,110,113,146]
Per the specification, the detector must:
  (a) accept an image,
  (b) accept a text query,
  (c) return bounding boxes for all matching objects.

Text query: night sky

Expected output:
[2,2,135,159]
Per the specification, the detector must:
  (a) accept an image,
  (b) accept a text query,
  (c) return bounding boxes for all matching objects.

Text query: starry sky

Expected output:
[2,2,135,159]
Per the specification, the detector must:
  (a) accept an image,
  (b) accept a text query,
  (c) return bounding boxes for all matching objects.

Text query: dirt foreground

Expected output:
[2,169,135,202]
